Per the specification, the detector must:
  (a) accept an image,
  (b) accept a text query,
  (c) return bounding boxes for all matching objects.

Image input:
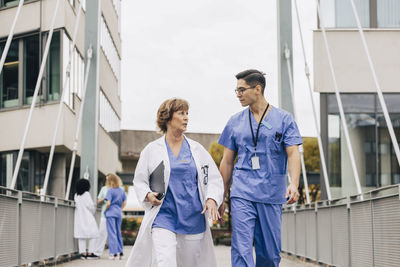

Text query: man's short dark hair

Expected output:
[235,69,266,94]
[76,178,90,195]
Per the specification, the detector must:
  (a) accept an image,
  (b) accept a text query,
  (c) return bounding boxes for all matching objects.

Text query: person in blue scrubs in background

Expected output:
[218,69,302,267]
[105,174,126,260]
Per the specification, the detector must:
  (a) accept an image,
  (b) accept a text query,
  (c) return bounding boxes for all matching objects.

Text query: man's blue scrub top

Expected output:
[152,138,206,234]
[218,106,302,204]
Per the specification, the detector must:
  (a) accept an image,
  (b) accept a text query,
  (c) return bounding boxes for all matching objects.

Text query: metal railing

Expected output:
[0,186,77,266]
[282,184,400,267]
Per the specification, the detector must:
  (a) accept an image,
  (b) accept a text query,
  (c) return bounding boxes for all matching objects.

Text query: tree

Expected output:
[208,141,224,167]
[298,137,322,203]
[302,137,320,172]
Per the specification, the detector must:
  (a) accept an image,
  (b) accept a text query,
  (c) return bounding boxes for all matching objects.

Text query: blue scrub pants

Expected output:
[106,216,123,255]
[231,197,282,267]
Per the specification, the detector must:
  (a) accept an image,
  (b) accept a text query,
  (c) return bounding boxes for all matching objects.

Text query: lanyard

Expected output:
[248,104,269,154]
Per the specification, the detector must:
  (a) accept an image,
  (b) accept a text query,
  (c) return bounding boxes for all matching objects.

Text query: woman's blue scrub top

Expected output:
[152,138,206,234]
[218,106,302,204]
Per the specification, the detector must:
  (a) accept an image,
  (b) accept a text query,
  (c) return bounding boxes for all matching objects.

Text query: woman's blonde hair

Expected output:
[106,173,122,188]
[156,98,189,133]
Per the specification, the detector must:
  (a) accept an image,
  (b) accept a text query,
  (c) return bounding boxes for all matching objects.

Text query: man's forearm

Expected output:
[288,149,301,187]
[219,160,233,197]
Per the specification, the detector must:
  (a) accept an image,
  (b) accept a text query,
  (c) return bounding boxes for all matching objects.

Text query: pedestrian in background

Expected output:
[74,178,100,260]
[92,175,111,257]
[105,174,127,260]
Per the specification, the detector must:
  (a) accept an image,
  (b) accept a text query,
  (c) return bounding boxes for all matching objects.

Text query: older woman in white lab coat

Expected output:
[126,98,224,267]
[74,178,99,259]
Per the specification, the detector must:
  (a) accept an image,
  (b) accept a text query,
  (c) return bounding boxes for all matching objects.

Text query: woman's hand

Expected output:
[201,198,221,221]
[146,192,163,206]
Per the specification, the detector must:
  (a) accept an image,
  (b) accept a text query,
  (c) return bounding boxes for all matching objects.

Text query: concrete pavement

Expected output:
[56,246,319,266]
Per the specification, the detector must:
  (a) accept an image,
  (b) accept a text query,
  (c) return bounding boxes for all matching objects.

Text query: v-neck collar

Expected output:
[165,137,186,160]
[248,105,273,126]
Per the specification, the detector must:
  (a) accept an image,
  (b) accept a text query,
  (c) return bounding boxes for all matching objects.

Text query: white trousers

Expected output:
[151,228,203,267]
[92,217,108,256]
[78,238,97,254]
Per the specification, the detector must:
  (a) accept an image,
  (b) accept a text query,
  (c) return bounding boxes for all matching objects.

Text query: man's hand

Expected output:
[218,202,226,226]
[285,183,299,204]
[146,192,162,206]
[201,198,221,221]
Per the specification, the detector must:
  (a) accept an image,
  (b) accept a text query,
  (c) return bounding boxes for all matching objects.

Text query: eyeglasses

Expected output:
[235,86,256,95]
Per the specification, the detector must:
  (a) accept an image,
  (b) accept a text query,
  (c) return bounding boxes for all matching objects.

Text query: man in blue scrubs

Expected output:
[218,69,302,267]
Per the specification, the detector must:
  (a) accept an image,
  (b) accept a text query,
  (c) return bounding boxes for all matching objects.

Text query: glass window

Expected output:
[379,94,400,113]
[326,93,400,194]
[328,114,341,186]
[62,32,84,109]
[33,152,47,194]
[0,0,31,8]
[100,16,120,81]
[2,0,19,7]
[335,0,369,28]
[319,0,369,28]
[1,40,19,108]
[346,113,377,187]
[377,113,400,185]
[99,90,120,133]
[23,35,40,105]
[320,0,336,27]
[16,152,30,192]
[377,0,400,27]
[0,152,14,187]
[328,94,376,114]
[0,151,49,193]
[62,33,72,107]
[47,31,61,101]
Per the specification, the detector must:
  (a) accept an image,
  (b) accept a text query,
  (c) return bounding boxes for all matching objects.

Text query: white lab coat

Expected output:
[74,191,99,239]
[126,136,224,267]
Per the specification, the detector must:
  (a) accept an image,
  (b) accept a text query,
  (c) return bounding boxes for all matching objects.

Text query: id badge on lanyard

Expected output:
[249,104,269,171]
[251,155,260,170]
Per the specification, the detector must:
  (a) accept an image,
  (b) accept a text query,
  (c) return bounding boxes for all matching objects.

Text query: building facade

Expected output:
[316,0,400,198]
[0,0,122,198]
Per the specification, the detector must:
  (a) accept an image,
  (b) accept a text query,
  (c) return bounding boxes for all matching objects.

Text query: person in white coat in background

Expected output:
[74,178,100,259]
[92,175,111,257]
[126,98,224,267]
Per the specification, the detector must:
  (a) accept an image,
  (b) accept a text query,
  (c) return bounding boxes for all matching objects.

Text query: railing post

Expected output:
[54,197,58,263]
[17,191,22,266]
[347,197,351,267]
[315,203,319,263]
[329,204,332,265]
[370,195,375,267]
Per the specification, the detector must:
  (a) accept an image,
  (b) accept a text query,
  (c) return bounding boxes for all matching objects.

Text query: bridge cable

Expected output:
[349,0,400,169]
[0,0,24,75]
[65,45,93,200]
[315,0,363,196]
[293,0,331,201]
[42,0,84,196]
[10,0,62,189]
[283,44,311,204]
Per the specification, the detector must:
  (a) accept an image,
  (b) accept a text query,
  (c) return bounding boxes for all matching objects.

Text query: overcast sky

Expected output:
[120,0,319,137]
